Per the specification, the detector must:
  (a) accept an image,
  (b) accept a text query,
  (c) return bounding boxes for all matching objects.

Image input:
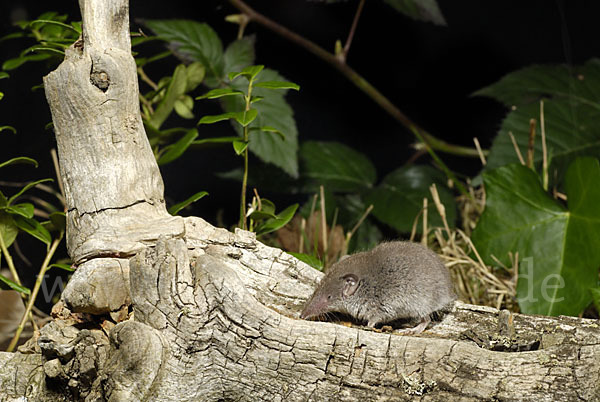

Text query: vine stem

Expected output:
[227,0,485,160]
[6,232,63,352]
[0,229,39,334]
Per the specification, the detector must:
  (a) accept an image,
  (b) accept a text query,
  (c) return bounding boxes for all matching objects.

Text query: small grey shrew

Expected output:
[300,241,456,333]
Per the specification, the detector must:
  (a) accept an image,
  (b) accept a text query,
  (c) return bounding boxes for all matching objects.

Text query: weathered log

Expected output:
[0,0,599,401]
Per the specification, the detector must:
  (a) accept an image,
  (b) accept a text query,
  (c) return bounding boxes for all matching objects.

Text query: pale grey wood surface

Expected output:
[0,0,598,400]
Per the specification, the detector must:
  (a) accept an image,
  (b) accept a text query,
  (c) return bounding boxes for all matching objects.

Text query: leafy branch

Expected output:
[227,0,483,163]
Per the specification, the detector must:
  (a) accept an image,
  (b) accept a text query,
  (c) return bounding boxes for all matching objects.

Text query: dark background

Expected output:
[0,0,598,307]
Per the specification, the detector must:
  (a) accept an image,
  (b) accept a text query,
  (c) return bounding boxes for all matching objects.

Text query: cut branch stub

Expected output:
[43,0,180,262]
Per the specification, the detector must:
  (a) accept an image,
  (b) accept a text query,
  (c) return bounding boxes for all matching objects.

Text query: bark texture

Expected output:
[0,0,599,401]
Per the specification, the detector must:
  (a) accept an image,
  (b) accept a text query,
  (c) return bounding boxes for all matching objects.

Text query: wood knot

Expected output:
[90,71,110,92]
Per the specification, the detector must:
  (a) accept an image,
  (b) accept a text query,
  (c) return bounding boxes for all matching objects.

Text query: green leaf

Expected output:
[223,37,255,76]
[471,158,600,316]
[254,203,298,236]
[14,215,51,246]
[0,212,18,249]
[196,88,244,100]
[198,110,257,127]
[222,68,299,177]
[300,141,376,192]
[47,211,66,232]
[383,0,446,26]
[191,136,240,147]
[249,126,285,140]
[288,252,324,271]
[150,64,188,129]
[0,72,8,79]
[184,61,205,92]
[0,157,38,169]
[47,263,74,272]
[232,140,248,155]
[229,65,264,82]
[168,191,209,215]
[144,20,224,86]
[0,274,30,295]
[476,59,600,175]
[158,129,199,165]
[0,126,16,134]
[173,95,195,119]
[7,178,53,205]
[5,203,34,218]
[237,109,257,126]
[253,81,300,91]
[2,53,52,70]
[364,165,456,233]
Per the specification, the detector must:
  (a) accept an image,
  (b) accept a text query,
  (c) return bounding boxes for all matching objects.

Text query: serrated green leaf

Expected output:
[0,157,38,169]
[168,191,209,215]
[223,36,255,76]
[150,64,188,129]
[8,178,53,206]
[232,140,248,155]
[6,203,34,218]
[364,165,456,233]
[144,20,224,86]
[222,68,299,177]
[477,59,600,176]
[0,274,30,295]
[300,141,376,192]
[173,95,194,119]
[196,88,244,100]
[253,81,300,91]
[158,129,198,165]
[383,0,446,26]
[0,212,18,248]
[288,252,323,271]
[14,215,51,245]
[471,158,600,316]
[0,126,17,134]
[255,203,298,236]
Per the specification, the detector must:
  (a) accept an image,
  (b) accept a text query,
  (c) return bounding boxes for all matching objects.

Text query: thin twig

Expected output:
[527,118,536,169]
[345,204,373,255]
[340,0,366,62]
[508,131,525,165]
[6,232,63,352]
[50,148,65,202]
[319,185,327,265]
[421,197,428,246]
[473,137,486,166]
[540,100,548,190]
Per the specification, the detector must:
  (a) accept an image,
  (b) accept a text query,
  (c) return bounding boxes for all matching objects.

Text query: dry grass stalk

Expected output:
[429,183,519,312]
